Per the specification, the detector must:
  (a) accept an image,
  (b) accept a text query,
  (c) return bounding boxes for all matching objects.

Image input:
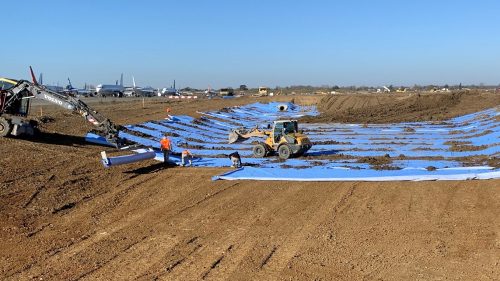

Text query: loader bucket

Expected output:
[228,127,266,144]
[228,130,243,144]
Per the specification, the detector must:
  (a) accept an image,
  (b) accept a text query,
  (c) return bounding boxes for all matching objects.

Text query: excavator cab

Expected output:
[0,78,31,116]
[0,78,17,91]
[0,78,34,137]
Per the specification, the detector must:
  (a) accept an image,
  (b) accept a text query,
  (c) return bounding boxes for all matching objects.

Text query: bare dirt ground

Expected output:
[303,91,500,123]
[1,94,499,280]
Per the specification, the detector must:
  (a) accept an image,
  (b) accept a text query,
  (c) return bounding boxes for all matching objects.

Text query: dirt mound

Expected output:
[303,91,500,123]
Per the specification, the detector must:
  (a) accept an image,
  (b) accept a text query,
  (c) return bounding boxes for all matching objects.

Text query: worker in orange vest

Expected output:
[160,136,172,165]
[181,149,193,167]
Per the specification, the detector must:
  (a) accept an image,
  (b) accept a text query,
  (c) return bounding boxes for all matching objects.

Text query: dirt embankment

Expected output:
[303,91,500,123]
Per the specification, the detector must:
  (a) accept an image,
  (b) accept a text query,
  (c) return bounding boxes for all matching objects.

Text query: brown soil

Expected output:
[1,96,499,280]
[303,91,500,123]
[449,144,489,152]
[459,156,500,168]
[372,164,402,170]
[464,130,493,138]
[404,127,416,133]
[356,155,392,165]
[426,166,438,171]
[178,143,204,150]
[444,141,489,152]
[356,155,402,170]
[488,157,500,168]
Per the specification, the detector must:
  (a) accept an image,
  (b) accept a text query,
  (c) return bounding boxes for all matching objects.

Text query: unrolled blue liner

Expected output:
[87,102,499,180]
[156,120,228,141]
[212,166,500,181]
[142,121,247,150]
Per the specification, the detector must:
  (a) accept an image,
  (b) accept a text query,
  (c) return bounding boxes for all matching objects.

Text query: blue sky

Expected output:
[2,0,500,88]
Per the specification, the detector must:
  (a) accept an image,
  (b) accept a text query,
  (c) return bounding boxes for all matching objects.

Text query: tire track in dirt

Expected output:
[22,174,56,208]
[10,173,242,280]
[163,185,316,280]
[1,157,106,273]
[88,182,290,280]
[277,181,500,280]
[200,244,234,280]
[74,235,150,281]
[266,181,389,280]
[173,182,355,281]
[0,158,70,187]
[107,182,314,280]
[3,171,169,280]
[249,182,359,280]
[424,181,500,278]
[80,181,243,280]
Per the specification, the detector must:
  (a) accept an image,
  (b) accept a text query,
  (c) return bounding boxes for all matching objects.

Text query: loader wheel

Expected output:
[0,118,12,137]
[253,143,267,158]
[278,144,292,160]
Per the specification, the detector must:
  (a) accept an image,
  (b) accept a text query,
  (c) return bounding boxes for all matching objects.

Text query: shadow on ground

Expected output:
[23,131,91,147]
[125,162,175,174]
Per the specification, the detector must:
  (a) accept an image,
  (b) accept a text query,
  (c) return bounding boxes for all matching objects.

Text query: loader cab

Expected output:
[284,121,298,134]
[273,122,284,143]
[272,120,298,143]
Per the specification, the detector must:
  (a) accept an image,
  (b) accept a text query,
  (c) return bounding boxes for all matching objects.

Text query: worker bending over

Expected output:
[160,136,172,165]
[181,149,193,167]
[229,151,242,168]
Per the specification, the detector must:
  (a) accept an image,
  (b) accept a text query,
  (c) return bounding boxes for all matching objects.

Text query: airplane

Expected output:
[159,80,179,96]
[65,78,93,97]
[204,86,217,97]
[124,76,156,97]
[38,73,64,93]
[95,74,125,97]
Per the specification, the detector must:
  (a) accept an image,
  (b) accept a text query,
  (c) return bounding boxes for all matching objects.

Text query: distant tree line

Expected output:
[170,82,500,94]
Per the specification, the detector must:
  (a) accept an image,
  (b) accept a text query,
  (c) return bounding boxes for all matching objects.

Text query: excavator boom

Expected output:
[1,79,122,147]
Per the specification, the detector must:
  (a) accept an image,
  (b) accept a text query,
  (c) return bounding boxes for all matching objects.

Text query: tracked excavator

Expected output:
[228,120,312,159]
[0,67,122,147]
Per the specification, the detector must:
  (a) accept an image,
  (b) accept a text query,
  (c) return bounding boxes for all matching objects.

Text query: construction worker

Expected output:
[160,136,172,165]
[228,151,242,168]
[181,149,193,167]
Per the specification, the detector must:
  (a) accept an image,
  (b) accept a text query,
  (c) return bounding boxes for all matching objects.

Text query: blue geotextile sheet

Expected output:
[213,166,500,181]
[86,101,500,181]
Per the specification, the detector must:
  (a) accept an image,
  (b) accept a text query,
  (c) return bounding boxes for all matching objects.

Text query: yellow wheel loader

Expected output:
[228,120,312,159]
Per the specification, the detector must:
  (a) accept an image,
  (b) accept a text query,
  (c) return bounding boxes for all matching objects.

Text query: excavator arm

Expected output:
[2,79,122,147]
